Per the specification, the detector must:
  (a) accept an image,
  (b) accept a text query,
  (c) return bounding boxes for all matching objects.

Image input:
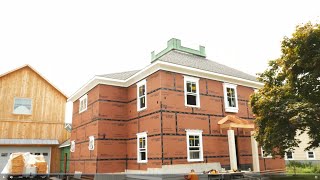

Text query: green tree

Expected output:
[251,22,320,156]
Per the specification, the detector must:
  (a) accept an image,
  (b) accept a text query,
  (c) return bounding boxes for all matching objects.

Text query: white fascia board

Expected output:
[67,76,125,102]
[68,61,263,102]
[157,61,264,89]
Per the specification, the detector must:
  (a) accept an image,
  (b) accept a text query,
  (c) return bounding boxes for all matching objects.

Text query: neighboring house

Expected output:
[68,38,285,173]
[284,132,320,164]
[0,65,69,173]
[59,139,71,173]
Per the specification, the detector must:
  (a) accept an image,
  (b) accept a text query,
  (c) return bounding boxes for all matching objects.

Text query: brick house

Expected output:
[68,38,285,173]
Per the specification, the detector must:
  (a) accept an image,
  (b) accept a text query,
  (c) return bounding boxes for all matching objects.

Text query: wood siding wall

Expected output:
[0,66,69,173]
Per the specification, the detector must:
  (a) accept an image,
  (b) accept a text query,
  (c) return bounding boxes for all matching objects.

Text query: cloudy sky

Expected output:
[0,0,319,97]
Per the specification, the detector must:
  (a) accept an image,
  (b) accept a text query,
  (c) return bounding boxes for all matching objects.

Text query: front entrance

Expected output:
[218,115,257,171]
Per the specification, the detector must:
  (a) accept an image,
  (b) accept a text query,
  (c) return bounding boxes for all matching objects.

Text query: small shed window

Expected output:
[13,98,32,115]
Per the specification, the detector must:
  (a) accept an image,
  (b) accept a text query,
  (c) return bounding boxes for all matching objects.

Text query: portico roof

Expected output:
[218,115,254,129]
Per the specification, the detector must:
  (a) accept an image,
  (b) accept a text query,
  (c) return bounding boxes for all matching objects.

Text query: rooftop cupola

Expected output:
[151,38,206,62]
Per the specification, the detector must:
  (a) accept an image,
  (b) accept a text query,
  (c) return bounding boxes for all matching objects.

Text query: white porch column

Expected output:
[227,130,238,170]
[250,131,260,172]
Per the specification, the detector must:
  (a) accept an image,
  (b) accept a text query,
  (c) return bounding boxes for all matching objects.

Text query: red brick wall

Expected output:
[69,70,285,173]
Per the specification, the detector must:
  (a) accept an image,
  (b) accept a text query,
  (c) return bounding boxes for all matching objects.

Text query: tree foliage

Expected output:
[250,22,320,157]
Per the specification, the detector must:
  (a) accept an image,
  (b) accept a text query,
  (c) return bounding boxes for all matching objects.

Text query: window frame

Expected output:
[285,152,294,160]
[223,83,238,113]
[184,76,200,108]
[261,147,272,158]
[13,97,32,115]
[306,151,316,160]
[137,132,148,163]
[186,129,203,162]
[137,79,147,111]
[79,94,88,113]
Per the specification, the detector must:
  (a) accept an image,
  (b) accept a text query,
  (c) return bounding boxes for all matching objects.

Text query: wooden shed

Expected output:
[0,65,69,173]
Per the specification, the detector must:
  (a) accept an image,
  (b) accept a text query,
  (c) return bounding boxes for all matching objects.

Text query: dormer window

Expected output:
[137,79,147,111]
[223,83,238,113]
[184,76,200,108]
[79,94,88,113]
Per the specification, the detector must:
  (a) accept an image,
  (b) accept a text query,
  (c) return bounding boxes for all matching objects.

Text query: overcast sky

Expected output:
[0,0,319,97]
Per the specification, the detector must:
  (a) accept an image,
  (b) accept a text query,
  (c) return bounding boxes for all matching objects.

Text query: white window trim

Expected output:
[137,79,147,111]
[137,132,148,163]
[70,140,75,152]
[186,129,203,162]
[223,83,239,113]
[13,97,32,115]
[184,76,200,108]
[261,147,272,158]
[88,136,94,151]
[285,152,294,160]
[306,151,316,160]
[79,94,88,113]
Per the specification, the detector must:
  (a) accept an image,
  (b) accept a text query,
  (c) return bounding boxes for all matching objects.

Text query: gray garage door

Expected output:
[0,146,51,173]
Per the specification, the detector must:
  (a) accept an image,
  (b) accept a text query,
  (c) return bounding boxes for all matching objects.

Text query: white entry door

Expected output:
[0,146,51,173]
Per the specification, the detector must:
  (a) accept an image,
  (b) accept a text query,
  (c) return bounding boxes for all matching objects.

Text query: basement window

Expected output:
[79,94,88,113]
[285,152,293,160]
[88,136,94,151]
[13,98,32,115]
[307,151,315,160]
[137,79,147,111]
[137,132,147,163]
[186,129,203,162]
[184,76,200,108]
[223,83,238,113]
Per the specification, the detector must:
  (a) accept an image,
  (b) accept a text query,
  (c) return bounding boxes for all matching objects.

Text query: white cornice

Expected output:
[68,61,263,102]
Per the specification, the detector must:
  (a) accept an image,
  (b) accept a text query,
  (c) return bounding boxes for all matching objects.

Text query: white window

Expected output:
[70,140,75,152]
[307,151,315,160]
[261,147,272,158]
[88,136,94,151]
[184,76,200,108]
[79,94,88,113]
[137,80,147,111]
[186,129,203,162]
[13,98,32,115]
[223,83,238,113]
[137,132,147,163]
[285,152,294,160]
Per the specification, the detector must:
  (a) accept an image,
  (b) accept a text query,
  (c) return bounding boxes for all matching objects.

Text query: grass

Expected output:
[286,161,320,174]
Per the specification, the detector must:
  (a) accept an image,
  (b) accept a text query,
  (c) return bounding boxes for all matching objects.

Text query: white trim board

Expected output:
[68,61,263,102]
